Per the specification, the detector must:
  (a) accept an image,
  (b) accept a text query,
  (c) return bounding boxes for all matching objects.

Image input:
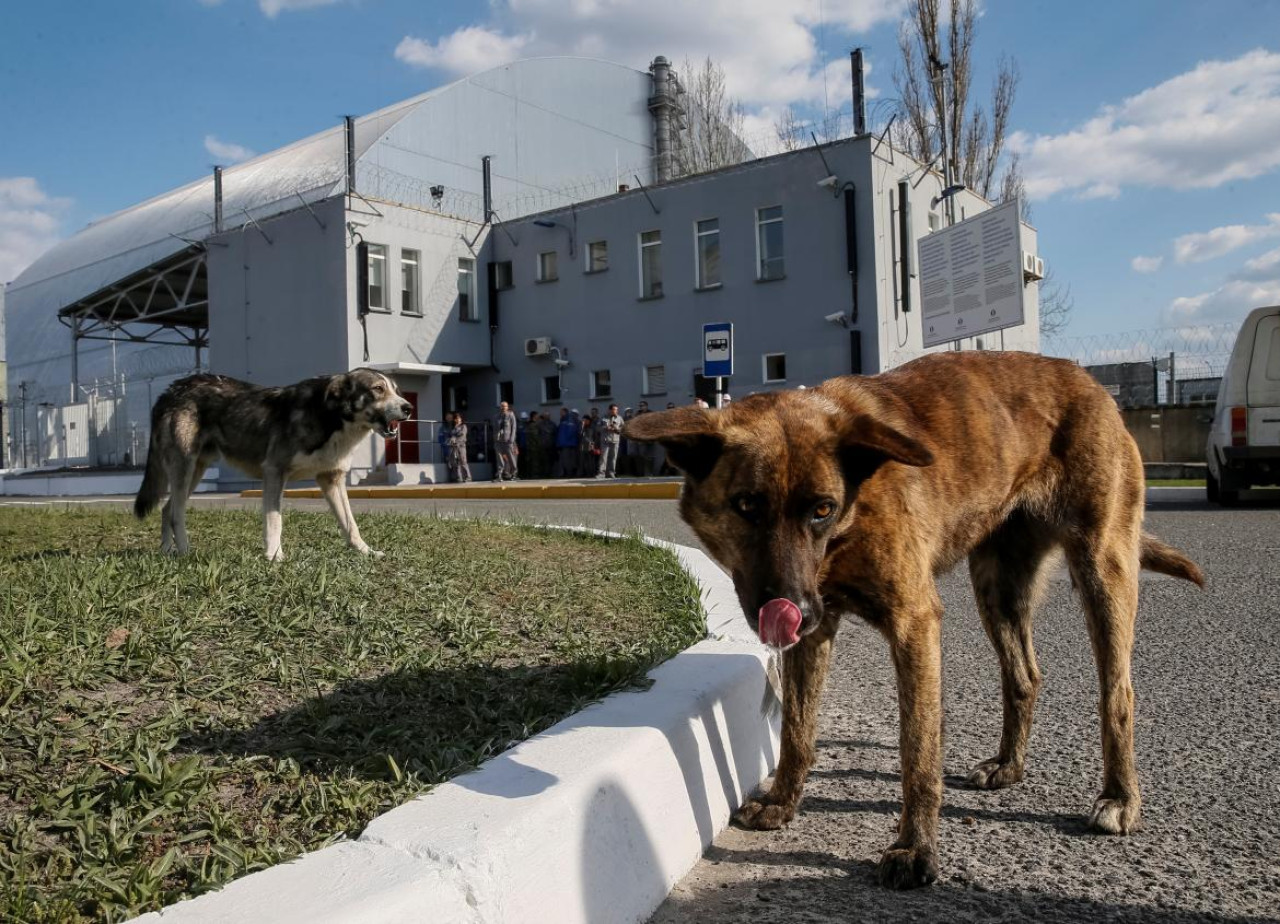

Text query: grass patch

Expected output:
[0,508,705,922]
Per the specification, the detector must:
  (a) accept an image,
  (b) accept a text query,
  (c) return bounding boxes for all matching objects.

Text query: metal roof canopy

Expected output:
[58,244,209,353]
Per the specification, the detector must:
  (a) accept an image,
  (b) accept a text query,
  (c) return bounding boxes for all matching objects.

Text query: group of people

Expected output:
[439,399,714,482]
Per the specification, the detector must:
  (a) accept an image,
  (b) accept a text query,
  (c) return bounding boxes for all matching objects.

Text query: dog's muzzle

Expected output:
[377,401,413,439]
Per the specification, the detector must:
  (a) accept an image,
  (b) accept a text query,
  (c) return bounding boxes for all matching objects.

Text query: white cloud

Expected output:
[0,177,70,284]
[1172,213,1280,264]
[393,0,907,110]
[1012,49,1280,199]
[1131,255,1163,273]
[204,135,256,164]
[1164,278,1280,325]
[1238,245,1280,281]
[395,29,533,75]
[259,0,343,17]
[1164,233,1280,325]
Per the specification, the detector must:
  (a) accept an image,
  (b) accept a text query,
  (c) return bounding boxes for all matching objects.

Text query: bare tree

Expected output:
[896,0,1070,333]
[893,0,1019,201]
[1038,266,1074,337]
[672,57,750,177]
[774,105,806,153]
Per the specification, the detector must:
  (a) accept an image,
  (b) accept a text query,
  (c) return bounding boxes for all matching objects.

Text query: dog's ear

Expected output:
[325,373,357,418]
[841,414,935,480]
[624,407,724,481]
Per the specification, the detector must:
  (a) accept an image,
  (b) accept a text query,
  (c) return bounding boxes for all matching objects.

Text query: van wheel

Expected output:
[1208,469,1240,506]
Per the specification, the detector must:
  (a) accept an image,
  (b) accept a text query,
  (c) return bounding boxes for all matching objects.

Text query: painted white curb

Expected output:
[129,534,779,924]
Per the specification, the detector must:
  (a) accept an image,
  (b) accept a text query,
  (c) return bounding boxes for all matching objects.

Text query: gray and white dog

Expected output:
[134,369,412,561]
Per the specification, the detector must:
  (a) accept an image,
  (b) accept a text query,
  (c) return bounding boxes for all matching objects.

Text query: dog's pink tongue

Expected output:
[758,598,803,647]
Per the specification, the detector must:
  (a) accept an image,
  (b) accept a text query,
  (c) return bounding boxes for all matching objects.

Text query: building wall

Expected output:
[341,202,492,377]
[208,197,350,384]
[456,137,1041,418]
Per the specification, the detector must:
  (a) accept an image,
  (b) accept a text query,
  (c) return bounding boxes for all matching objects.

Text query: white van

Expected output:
[1206,305,1280,504]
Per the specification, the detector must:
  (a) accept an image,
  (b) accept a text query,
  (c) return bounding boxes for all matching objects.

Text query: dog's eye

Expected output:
[373,383,385,394]
[812,501,837,522]
[733,494,761,517]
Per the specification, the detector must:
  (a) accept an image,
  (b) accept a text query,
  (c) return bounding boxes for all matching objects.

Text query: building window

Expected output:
[498,380,514,405]
[695,218,721,289]
[542,375,562,403]
[643,364,667,395]
[537,251,558,282]
[458,258,477,321]
[493,260,514,290]
[586,240,609,273]
[639,230,663,298]
[763,353,787,383]
[756,206,785,281]
[591,369,612,399]
[401,249,420,314]
[449,385,470,413]
[366,244,387,310]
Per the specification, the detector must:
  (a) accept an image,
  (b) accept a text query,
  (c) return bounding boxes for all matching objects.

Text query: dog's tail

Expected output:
[134,415,167,520]
[1140,534,1205,587]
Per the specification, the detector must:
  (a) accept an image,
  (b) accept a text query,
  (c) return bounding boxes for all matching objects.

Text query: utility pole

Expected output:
[17,382,29,469]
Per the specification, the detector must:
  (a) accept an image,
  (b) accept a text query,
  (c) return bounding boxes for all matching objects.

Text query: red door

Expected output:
[385,390,419,464]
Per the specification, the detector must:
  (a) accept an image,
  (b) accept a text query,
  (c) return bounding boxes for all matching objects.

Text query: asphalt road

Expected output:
[5,493,1277,922]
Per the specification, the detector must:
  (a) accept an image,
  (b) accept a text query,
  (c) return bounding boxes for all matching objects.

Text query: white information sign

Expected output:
[918,198,1027,348]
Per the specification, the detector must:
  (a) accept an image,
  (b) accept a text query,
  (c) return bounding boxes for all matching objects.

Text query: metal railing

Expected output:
[387,419,493,466]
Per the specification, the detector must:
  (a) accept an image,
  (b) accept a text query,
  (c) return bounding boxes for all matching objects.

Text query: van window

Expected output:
[1268,327,1280,380]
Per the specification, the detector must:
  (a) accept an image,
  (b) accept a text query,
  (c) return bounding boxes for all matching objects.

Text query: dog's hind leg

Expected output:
[1065,529,1143,835]
[164,457,197,555]
[735,618,837,831]
[965,512,1057,789]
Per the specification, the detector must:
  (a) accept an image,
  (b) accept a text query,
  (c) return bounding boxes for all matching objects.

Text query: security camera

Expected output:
[816,175,840,189]
[346,218,371,229]
[824,311,846,323]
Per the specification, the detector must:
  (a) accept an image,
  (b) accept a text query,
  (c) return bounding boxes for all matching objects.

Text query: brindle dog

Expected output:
[135,369,412,561]
[624,351,1203,889]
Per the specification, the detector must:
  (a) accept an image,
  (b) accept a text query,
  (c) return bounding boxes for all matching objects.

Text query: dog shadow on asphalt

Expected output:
[652,850,1266,924]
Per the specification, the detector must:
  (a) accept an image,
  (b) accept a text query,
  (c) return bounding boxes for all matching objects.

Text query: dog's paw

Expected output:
[733,796,795,830]
[266,549,286,563]
[352,543,384,557]
[876,844,939,889]
[964,757,1023,790]
[1088,795,1141,835]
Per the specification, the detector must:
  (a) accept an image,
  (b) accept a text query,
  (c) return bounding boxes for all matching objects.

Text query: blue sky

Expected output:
[3,0,1280,340]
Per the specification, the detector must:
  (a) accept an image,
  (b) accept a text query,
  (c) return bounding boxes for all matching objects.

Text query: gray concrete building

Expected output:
[3,54,1040,487]
[466,134,1039,424]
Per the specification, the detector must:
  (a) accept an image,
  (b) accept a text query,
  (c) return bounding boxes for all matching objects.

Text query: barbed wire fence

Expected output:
[1043,324,1237,407]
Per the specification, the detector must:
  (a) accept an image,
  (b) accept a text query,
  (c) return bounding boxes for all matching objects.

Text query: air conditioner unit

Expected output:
[525,337,553,357]
[1022,251,1045,281]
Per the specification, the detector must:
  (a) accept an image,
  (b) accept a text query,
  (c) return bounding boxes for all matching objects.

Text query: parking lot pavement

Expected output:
[651,503,1280,924]
[4,494,1277,922]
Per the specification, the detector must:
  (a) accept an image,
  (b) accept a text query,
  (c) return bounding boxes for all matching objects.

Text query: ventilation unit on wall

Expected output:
[1022,252,1045,281]
[525,337,553,356]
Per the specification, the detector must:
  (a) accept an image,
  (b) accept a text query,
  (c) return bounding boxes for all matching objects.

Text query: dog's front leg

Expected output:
[338,481,381,557]
[735,620,836,830]
[878,606,943,889]
[262,469,286,562]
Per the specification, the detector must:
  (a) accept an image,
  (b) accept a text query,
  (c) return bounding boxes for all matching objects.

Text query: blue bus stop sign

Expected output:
[703,322,733,378]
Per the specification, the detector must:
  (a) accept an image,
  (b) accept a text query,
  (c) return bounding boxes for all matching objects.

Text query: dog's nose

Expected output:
[399,400,412,416]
